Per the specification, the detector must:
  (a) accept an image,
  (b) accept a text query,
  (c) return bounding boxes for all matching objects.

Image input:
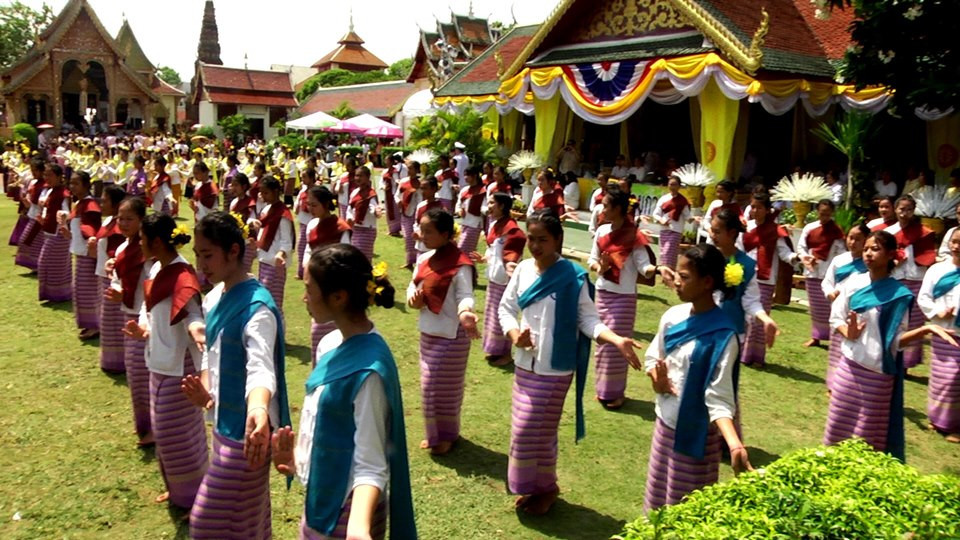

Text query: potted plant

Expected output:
[771,173,833,228]
[673,162,716,208]
[913,185,960,236]
[507,150,545,205]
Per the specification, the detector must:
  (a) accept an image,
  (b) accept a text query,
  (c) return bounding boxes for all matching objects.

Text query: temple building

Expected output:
[407,11,502,90]
[311,15,388,74]
[0,0,175,131]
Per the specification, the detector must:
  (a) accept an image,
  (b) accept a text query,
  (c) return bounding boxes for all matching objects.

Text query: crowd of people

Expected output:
[2,132,960,538]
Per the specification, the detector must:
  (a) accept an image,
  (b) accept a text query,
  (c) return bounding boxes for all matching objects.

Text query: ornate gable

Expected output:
[572,0,694,42]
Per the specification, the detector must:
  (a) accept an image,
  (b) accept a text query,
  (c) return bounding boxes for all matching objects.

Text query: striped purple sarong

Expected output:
[823,356,893,452]
[457,224,481,254]
[297,222,308,279]
[509,367,572,495]
[190,432,272,539]
[351,226,376,261]
[15,220,43,270]
[741,282,775,366]
[150,363,209,509]
[826,331,843,393]
[299,491,388,540]
[902,279,924,368]
[643,418,721,512]
[401,214,416,266]
[806,278,831,341]
[310,320,337,368]
[929,335,960,434]
[440,198,454,213]
[73,255,100,330]
[9,214,28,246]
[99,277,125,373]
[482,281,511,357]
[595,289,637,401]
[386,196,401,236]
[419,328,470,447]
[258,262,286,314]
[124,333,151,437]
[242,242,257,274]
[38,233,72,302]
[658,229,681,270]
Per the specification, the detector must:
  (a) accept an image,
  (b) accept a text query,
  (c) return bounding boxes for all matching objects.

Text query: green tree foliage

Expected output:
[295,59,415,102]
[0,2,54,70]
[194,126,216,139]
[388,58,414,79]
[156,66,181,87]
[811,110,877,210]
[407,109,499,168]
[329,101,357,120]
[822,0,960,112]
[217,114,249,146]
[12,123,37,148]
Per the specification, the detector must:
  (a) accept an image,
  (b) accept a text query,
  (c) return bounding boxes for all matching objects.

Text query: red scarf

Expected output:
[248,178,260,202]
[115,237,145,310]
[711,201,742,218]
[349,187,377,224]
[382,168,396,221]
[144,262,200,324]
[416,199,442,222]
[488,181,512,196]
[38,185,70,234]
[230,195,256,220]
[437,168,458,183]
[743,219,789,280]
[807,220,844,261]
[533,189,565,216]
[193,181,219,213]
[413,242,475,314]
[661,193,689,222]
[308,215,351,248]
[460,185,486,217]
[486,218,526,263]
[596,223,651,284]
[296,188,310,213]
[257,203,294,250]
[398,177,421,213]
[96,216,125,257]
[147,172,171,204]
[70,196,102,239]
[895,220,938,267]
[871,217,897,231]
[593,189,606,206]
[28,178,46,205]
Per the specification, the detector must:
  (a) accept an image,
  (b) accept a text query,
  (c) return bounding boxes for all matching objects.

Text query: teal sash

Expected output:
[304,332,416,538]
[932,267,960,328]
[205,279,290,443]
[849,277,914,462]
[720,250,756,335]
[834,258,867,284]
[664,307,737,460]
[517,258,593,442]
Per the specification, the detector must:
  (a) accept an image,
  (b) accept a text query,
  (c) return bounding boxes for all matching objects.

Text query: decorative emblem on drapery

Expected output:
[561,60,649,106]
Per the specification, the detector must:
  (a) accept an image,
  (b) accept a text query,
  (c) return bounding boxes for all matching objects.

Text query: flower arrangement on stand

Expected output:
[771,173,833,228]
[507,150,544,185]
[913,185,960,235]
[673,162,717,207]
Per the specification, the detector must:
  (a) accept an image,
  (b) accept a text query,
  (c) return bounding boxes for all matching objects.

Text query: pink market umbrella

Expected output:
[365,125,403,138]
[326,119,366,134]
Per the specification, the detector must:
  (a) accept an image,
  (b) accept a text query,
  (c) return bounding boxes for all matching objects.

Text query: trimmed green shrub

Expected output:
[337,145,363,158]
[194,126,216,139]
[615,439,960,540]
[12,123,37,148]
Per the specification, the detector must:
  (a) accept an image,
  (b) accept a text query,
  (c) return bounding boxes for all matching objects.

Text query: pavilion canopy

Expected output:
[286,110,338,130]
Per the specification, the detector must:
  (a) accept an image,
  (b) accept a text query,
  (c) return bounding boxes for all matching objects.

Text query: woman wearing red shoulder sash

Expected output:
[227,172,257,273]
[63,171,102,339]
[886,194,938,369]
[740,192,797,367]
[396,161,423,269]
[347,166,380,261]
[147,156,176,215]
[455,166,486,254]
[252,176,295,313]
[527,168,566,220]
[36,163,73,303]
[481,193,527,367]
[293,168,318,279]
[381,153,403,236]
[302,185,352,362]
[796,199,846,348]
[413,177,443,259]
[867,196,897,231]
[14,160,46,271]
[406,208,479,456]
[96,185,128,373]
[646,175,691,270]
[589,187,659,409]
[696,180,741,244]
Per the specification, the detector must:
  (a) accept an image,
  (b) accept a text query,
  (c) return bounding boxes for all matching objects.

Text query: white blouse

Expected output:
[294,186,312,225]
[95,216,116,278]
[454,186,484,229]
[821,251,856,299]
[394,178,421,218]
[588,223,654,295]
[698,199,723,243]
[68,196,96,256]
[740,220,796,285]
[796,221,846,279]
[644,303,738,430]
[829,273,907,373]
[110,239,149,315]
[406,251,476,339]
[346,187,379,229]
[202,279,282,430]
[301,217,351,267]
[256,203,295,266]
[918,260,960,329]
[651,194,691,234]
[139,257,204,377]
[151,182,174,213]
[498,258,608,376]
[938,226,957,261]
[885,222,929,281]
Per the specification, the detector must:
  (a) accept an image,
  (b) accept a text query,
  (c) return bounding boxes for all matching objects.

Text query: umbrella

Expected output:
[327,119,366,134]
[109,122,124,128]
[36,123,54,129]
[286,111,338,130]
[365,125,403,138]
[191,123,203,130]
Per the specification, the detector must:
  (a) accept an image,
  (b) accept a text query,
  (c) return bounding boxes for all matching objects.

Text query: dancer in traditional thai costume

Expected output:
[14,159,46,271]
[294,168,318,279]
[867,196,897,231]
[228,172,258,274]
[825,230,952,460]
[35,163,72,302]
[937,202,960,261]
[407,209,479,455]
[821,223,870,391]
[303,186,352,363]
[642,244,752,511]
[412,178,442,259]
[334,157,356,220]
[381,153,403,237]
[124,214,208,509]
[189,161,219,221]
[455,166,486,254]
[182,211,291,539]
[797,199,847,348]
[249,161,268,215]
[740,192,796,366]
[147,156,176,215]
[588,187,658,409]
[397,161,423,269]
[106,196,152,446]
[252,176,294,313]
[347,166,380,261]
[498,209,640,515]
[435,154,459,213]
[480,193,526,367]
[485,165,513,204]
[527,168,566,220]
[64,170,101,339]
[272,243,417,540]
[96,185,127,373]
[647,175,690,270]
[887,195,937,369]
[696,180,740,244]
[918,227,960,443]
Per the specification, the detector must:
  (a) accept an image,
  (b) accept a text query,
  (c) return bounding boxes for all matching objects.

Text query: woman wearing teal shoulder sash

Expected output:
[821,223,870,392]
[826,231,955,461]
[273,244,417,539]
[181,212,291,539]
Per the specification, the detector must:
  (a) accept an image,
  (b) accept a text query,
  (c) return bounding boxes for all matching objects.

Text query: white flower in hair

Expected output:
[506,150,544,175]
[771,173,833,203]
[673,162,716,187]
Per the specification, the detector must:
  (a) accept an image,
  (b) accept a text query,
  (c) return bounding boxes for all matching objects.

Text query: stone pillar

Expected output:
[52,59,62,129]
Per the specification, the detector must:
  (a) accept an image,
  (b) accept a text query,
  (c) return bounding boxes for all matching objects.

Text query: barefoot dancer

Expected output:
[797,199,846,348]
[480,193,526,367]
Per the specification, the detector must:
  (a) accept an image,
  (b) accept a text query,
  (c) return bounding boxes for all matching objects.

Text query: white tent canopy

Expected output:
[286,110,338,130]
[345,113,399,131]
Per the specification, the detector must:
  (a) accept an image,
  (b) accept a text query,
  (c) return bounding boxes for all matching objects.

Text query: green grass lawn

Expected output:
[0,201,958,539]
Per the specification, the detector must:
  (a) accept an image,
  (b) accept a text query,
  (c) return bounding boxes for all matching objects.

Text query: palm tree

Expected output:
[811,111,876,210]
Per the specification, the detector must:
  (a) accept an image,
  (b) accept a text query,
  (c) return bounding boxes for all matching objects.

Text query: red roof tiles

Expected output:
[793,0,856,60]
[299,81,415,118]
[200,64,294,92]
[206,91,297,107]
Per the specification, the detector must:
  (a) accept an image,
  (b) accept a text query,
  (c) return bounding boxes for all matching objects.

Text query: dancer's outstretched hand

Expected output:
[271,426,296,477]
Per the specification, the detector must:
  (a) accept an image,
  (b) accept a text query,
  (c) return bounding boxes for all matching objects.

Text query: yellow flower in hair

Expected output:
[170,225,190,247]
[367,279,377,306]
[724,258,745,288]
[453,222,461,242]
[372,261,388,279]
[230,212,251,238]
